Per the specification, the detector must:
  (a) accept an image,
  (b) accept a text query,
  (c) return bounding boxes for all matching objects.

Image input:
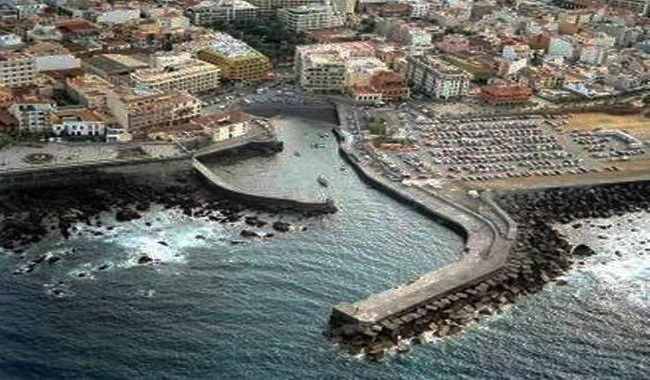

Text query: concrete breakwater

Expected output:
[193,138,337,215]
[328,107,650,360]
[329,127,516,357]
[193,158,337,215]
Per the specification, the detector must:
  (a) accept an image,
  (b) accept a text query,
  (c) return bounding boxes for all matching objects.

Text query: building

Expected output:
[189,111,252,142]
[579,44,607,66]
[298,51,346,93]
[0,33,23,49]
[27,25,64,42]
[246,0,317,16]
[0,52,35,88]
[84,54,149,84]
[344,58,387,92]
[25,42,82,73]
[106,87,202,133]
[66,74,115,110]
[402,0,429,19]
[603,0,650,15]
[8,97,56,132]
[148,8,191,30]
[131,58,221,94]
[96,8,141,25]
[196,33,271,82]
[479,84,533,106]
[437,34,470,54]
[368,70,409,102]
[406,55,471,99]
[330,0,357,14]
[294,41,376,93]
[548,36,577,60]
[50,109,106,139]
[279,5,344,33]
[186,0,259,26]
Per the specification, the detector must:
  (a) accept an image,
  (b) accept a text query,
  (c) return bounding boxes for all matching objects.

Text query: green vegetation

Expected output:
[211,17,308,62]
[0,133,13,149]
[368,117,387,136]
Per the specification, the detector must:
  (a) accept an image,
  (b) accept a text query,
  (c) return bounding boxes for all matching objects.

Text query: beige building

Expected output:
[106,87,202,133]
[294,41,376,93]
[279,5,344,33]
[130,58,221,94]
[197,33,271,82]
[186,0,259,26]
[0,52,36,88]
[66,74,115,110]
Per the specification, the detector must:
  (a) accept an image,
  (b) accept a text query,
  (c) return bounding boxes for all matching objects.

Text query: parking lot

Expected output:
[353,107,650,188]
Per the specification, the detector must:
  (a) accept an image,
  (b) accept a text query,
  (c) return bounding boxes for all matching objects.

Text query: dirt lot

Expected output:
[468,159,650,191]
[564,112,650,138]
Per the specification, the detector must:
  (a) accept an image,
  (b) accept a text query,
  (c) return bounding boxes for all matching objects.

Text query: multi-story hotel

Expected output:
[0,52,36,88]
[406,55,471,99]
[279,5,344,32]
[106,87,202,133]
[130,58,221,94]
[196,33,271,82]
[294,41,376,94]
[185,0,259,26]
[299,51,347,93]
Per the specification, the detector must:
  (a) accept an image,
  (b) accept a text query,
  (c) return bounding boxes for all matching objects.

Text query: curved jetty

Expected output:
[193,137,337,215]
[330,127,513,327]
[329,103,650,360]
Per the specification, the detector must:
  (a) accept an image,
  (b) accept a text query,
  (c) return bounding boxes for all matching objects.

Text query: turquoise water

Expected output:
[0,117,647,379]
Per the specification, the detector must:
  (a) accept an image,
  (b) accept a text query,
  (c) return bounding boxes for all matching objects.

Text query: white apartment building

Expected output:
[402,0,429,19]
[51,111,106,138]
[579,45,607,66]
[96,9,141,25]
[130,58,221,94]
[279,5,344,33]
[0,52,35,88]
[548,36,577,60]
[185,0,259,26]
[406,55,470,99]
[9,100,56,132]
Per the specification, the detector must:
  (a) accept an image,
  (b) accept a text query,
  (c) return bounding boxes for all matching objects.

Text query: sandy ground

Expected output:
[564,112,650,138]
[467,159,650,191]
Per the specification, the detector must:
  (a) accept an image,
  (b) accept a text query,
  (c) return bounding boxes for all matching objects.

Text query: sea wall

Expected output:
[192,158,337,215]
[329,126,512,328]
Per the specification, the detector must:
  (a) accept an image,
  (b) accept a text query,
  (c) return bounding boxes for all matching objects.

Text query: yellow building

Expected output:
[197,33,271,82]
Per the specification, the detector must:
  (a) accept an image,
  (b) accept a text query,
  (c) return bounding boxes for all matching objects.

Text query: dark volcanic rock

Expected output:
[115,209,141,222]
[240,229,259,238]
[572,244,597,257]
[272,221,291,232]
[138,255,153,265]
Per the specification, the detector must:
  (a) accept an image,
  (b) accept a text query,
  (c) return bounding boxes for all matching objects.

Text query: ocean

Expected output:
[0,117,647,379]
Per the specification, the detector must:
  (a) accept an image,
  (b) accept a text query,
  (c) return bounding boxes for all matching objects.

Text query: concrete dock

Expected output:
[331,124,514,328]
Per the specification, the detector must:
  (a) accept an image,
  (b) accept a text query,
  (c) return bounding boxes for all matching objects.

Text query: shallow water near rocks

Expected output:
[0,117,648,379]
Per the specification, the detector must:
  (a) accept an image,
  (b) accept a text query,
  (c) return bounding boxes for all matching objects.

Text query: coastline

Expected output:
[328,102,650,360]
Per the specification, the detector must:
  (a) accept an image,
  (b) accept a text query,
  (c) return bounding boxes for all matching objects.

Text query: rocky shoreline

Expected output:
[0,169,329,263]
[329,181,650,360]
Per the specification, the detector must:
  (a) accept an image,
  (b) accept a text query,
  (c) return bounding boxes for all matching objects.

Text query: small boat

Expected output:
[340,166,347,172]
[317,175,329,187]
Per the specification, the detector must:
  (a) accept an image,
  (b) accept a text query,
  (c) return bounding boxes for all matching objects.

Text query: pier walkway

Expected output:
[331,105,515,328]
